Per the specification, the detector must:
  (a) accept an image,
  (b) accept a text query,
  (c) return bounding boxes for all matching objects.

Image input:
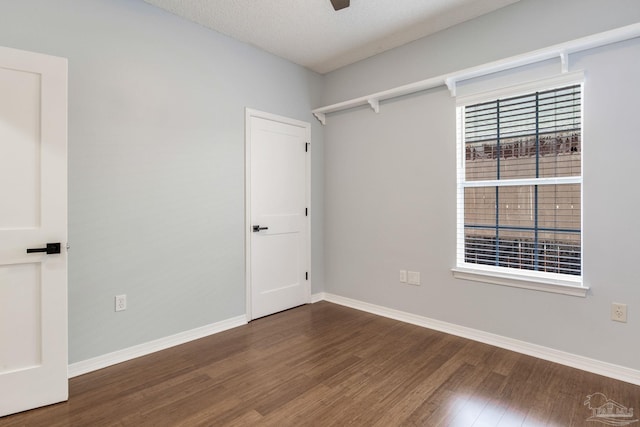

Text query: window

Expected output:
[454,80,585,295]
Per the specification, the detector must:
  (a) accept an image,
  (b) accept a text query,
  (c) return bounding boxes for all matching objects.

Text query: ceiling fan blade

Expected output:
[330,0,350,11]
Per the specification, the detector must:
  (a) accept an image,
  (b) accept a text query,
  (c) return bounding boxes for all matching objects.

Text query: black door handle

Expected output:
[252,225,269,232]
[26,243,61,254]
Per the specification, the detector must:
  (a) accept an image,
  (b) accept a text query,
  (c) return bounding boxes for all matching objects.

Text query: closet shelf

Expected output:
[312,23,640,125]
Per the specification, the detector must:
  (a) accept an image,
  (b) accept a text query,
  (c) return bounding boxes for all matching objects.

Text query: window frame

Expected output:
[452,72,588,297]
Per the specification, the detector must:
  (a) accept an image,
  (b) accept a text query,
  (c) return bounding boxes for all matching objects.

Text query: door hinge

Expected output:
[305,208,308,216]
[305,272,309,280]
[305,142,309,152]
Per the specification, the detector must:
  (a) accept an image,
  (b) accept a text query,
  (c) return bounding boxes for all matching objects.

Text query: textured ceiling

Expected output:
[143,0,520,74]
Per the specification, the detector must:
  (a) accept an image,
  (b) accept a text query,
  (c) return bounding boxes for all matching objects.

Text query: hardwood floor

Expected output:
[2,301,639,426]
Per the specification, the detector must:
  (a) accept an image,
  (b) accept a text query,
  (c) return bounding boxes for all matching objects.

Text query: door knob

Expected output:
[252,225,269,232]
[26,243,61,254]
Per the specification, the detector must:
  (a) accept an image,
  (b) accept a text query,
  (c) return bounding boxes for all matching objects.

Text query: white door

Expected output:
[246,109,310,320]
[0,46,68,417]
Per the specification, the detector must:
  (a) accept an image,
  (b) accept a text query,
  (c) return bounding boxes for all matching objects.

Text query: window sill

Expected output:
[451,267,589,297]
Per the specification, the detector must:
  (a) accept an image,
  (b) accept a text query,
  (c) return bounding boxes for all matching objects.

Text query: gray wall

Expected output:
[322,0,640,370]
[0,0,324,363]
[3,0,638,373]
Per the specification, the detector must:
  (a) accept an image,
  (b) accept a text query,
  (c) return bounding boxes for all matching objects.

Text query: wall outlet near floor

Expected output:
[399,270,407,283]
[611,303,627,323]
[407,271,421,286]
[115,294,127,312]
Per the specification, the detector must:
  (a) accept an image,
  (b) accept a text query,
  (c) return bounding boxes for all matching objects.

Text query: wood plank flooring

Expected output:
[2,301,639,426]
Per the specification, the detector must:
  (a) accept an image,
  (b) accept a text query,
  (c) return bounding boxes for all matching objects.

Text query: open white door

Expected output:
[246,109,310,320]
[0,46,68,417]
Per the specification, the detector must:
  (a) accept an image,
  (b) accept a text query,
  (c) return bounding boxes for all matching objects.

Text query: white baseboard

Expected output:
[311,292,326,303]
[69,295,640,386]
[319,293,640,386]
[68,315,247,378]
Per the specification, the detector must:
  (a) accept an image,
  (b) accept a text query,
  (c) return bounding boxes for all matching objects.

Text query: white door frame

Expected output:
[244,108,311,321]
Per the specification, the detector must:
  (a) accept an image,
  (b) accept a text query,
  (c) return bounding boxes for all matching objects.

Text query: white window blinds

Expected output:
[457,83,582,279]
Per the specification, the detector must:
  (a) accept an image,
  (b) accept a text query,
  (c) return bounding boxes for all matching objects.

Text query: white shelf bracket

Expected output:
[560,51,569,73]
[367,98,380,113]
[445,77,457,96]
[313,111,326,125]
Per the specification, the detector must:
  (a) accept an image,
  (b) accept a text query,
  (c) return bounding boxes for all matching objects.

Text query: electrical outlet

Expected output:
[115,294,127,312]
[407,271,421,286]
[399,270,407,283]
[611,303,627,323]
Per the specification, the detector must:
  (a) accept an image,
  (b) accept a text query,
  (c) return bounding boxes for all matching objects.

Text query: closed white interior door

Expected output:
[246,110,310,320]
[0,46,68,417]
